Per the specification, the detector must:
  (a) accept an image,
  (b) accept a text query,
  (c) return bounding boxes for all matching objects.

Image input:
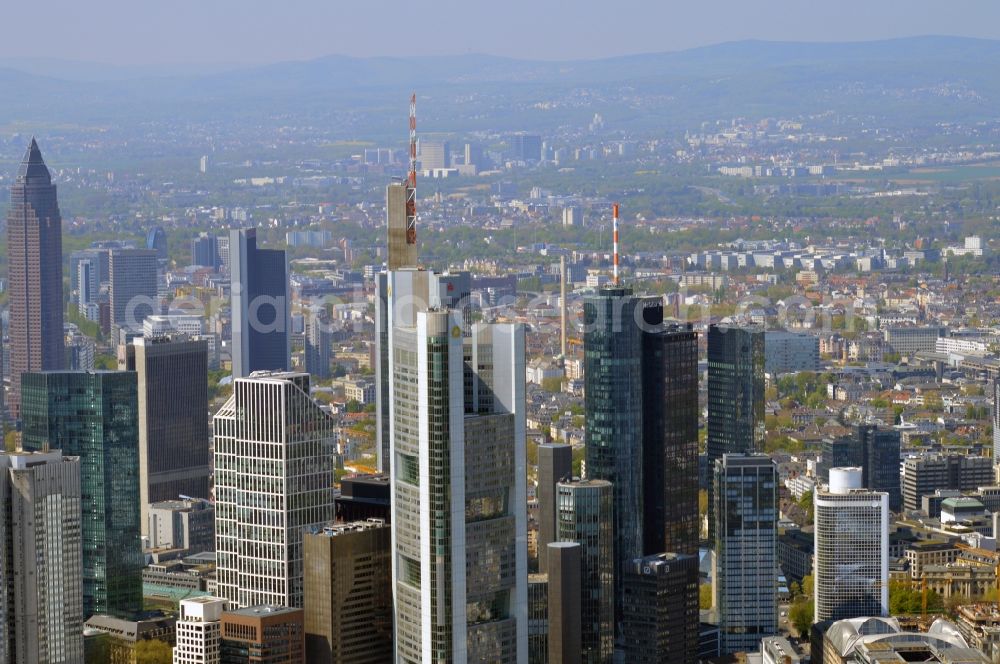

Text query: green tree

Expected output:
[541,377,563,393]
[789,595,813,637]
[135,639,172,664]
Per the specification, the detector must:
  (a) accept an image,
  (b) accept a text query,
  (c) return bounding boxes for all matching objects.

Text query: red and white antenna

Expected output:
[612,202,620,285]
[406,93,417,245]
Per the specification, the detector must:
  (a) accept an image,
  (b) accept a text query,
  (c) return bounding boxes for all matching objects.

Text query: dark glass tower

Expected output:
[20,371,143,618]
[230,228,290,378]
[557,480,613,664]
[6,139,65,419]
[584,287,700,635]
[706,324,765,544]
[621,552,700,663]
[858,423,902,511]
[642,323,699,556]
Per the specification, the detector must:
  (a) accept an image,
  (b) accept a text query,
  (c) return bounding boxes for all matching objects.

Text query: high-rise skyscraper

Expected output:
[122,336,210,534]
[706,324,765,545]
[584,286,700,626]
[109,248,160,333]
[387,284,527,663]
[303,520,392,664]
[557,479,613,664]
[547,542,582,664]
[229,228,290,378]
[213,371,336,609]
[857,424,902,512]
[304,308,333,379]
[621,552,700,663]
[6,139,65,419]
[20,370,143,618]
[418,139,449,170]
[385,181,417,271]
[147,226,168,261]
[0,450,84,664]
[537,443,573,574]
[173,597,231,664]
[642,323,699,557]
[374,268,470,473]
[994,381,1000,461]
[814,467,889,623]
[713,453,778,655]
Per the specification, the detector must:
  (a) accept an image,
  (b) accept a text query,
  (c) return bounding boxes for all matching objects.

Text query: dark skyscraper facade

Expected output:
[230,228,290,378]
[6,139,65,419]
[858,424,902,512]
[621,552,700,663]
[20,371,143,618]
[641,323,699,557]
[537,443,573,573]
[123,337,211,533]
[706,324,765,544]
[557,480,613,664]
[584,287,700,635]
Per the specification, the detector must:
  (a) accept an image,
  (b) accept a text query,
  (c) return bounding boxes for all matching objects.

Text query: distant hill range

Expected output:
[2,36,999,133]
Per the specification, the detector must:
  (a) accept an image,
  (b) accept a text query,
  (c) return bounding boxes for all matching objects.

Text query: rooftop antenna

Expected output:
[406,93,417,245]
[612,202,620,285]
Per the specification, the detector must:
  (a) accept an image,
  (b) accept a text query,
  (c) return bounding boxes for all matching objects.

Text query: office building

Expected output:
[147,498,215,553]
[584,286,699,639]
[220,606,304,664]
[191,233,220,269]
[214,371,336,609]
[764,330,820,374]
[994,380,1000,461]
[143,314,205,338]
[537,443,573,573]
[388,295,527,663]
[528,574,548,664]
[418,139,449,170]
[858,424,902,512]
[902,454,994,512]
[110,248,160,333]
[706,324,765,545]
[303,520,392,664]
[86,613,176,661]
[335,474,390,523]
[510,134,543,161]
[147,226,168,260]
[814,468,889,623]
[305,308,333,379]
[817,435,863,483]
[20,370,143,618]
[562,206,584,227]
[374,268,470,473]
[620,553,700,663]
[6,138,65,418]
[77,252,100,315]
[557,479,613,664]
[884,326,946,356]
[547,542,582,664]
[174,597,230,664]
[464,143,484,170]
[123,336,210,535]
[0,451,84,664]
[642,322,700,557]
[385,181,417,271]
[229,228,290,378]
[714,454,778,655]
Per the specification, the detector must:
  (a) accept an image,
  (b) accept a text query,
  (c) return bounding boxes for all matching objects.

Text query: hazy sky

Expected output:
[4,0,1000,65]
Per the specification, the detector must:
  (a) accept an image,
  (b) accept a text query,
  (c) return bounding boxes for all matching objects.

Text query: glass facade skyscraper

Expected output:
[20,371,143,618]
[713,453,778,655]
[229,228,290,378]
[556,480,613,664]
[584,287,700,638]
[386,268,527,664]
[706,324,765,545]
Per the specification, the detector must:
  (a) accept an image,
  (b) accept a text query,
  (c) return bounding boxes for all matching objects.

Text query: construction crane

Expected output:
[406,93,417,245]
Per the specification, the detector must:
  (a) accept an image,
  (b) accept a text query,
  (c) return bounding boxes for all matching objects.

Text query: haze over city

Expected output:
[5,4,1000,664]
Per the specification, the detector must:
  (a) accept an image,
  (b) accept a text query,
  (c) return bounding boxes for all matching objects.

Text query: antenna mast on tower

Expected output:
[612,202,620,285]
[406,93,417,245]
